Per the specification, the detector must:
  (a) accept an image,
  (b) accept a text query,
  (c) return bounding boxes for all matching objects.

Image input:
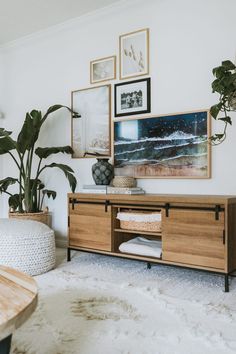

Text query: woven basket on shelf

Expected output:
[112,176,136,188]
[117,210,162,232]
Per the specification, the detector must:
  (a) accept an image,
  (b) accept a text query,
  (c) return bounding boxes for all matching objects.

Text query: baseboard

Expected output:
[56,237,67,249]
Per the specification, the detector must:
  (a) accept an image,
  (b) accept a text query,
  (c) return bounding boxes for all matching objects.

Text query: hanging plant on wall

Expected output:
[0,105,79,217]
[210,60,236,145]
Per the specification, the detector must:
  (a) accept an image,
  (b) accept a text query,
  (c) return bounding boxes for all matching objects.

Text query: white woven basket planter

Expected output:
[0,219,56,276]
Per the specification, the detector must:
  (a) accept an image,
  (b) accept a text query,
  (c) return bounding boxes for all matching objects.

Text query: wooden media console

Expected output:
[67,193,236,292]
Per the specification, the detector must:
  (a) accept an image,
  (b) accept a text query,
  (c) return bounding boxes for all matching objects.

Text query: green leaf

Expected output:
[35,145,74,159]
[222,60,236,70]
[41,105,80,125]
[17,111,42,154]
[219,116,232,125]
[0,128,12,137]
[42,189,57,200]
[210,103,223,119]
[8,194,21,211]
[43,163,77,192]
[0,177,18,193]
[38,182,45,190]
[213,66,227,79]
[0,136,17,155]
[212,79,225,94]
[215,133,224,139]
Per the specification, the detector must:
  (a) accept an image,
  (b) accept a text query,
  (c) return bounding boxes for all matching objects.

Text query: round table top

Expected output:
[0,266,38,341]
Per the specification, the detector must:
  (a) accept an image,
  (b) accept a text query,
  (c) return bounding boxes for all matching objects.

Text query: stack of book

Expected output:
[82,185,145,195]
[82,185,107,194]
[107,186,145,195]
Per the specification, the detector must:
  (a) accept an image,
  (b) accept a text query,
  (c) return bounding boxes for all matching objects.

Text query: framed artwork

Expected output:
[119,28,149,80]
[114,78,151,117]
[71,85,111,158]
[90,56,116,84]
[114,110,211,178]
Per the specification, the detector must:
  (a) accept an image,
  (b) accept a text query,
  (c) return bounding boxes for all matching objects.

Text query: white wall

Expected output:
[0,0,236,242]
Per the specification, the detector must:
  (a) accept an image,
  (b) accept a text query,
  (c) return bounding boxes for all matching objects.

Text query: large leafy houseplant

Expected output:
[210,60,236,144]
[0,104,78,213]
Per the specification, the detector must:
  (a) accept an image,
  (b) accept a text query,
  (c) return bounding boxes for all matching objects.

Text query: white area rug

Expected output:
[12,249,236,354]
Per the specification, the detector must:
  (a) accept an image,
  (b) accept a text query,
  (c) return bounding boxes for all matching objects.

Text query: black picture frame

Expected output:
[114,78,151,117]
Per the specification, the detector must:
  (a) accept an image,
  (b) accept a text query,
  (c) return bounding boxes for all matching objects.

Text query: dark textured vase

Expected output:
[92,159,114,185]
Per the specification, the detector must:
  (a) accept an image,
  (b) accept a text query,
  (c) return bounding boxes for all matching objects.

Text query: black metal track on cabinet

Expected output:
[69,198,224,218]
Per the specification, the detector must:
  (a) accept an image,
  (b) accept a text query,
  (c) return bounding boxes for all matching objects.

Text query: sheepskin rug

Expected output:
[11,249,236,354]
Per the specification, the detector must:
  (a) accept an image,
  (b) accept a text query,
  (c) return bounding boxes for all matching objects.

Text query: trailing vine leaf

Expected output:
[219,116,232,125]
[210,59,236,145]
[210,103,223,119]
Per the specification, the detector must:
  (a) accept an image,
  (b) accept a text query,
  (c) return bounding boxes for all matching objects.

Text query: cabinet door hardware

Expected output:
[165,203,170,217]
[105,200,110,212]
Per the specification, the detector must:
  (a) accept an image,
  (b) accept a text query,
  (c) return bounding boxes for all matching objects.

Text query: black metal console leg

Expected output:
[0,335,12,354]
[67,248,71,262]
[224,274,229,293]
[147,262,151,269]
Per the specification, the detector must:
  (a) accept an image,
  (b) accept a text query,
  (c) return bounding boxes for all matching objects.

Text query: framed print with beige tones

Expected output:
[114,110,211,178]
[90,56,116,84]
[119,28,149,80]
[71,85,111,158]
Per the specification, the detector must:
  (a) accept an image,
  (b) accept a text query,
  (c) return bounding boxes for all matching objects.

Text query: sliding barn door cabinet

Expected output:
[67,193,236,292]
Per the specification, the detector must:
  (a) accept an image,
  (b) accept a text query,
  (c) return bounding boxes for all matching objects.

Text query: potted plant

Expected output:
[0,104,78,225]
[210,60,236,144]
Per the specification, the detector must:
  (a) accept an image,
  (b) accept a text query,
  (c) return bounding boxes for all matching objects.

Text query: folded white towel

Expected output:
[119,237,162,258]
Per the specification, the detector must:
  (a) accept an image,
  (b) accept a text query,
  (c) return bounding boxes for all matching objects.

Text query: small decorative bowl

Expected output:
[112,176,136,188]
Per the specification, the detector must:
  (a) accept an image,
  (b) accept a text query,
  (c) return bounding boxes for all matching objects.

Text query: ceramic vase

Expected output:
[92,159,114,185]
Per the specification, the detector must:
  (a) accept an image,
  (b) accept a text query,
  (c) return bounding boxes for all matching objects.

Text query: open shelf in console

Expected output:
[112,205,162,259]
[114,228,162,237]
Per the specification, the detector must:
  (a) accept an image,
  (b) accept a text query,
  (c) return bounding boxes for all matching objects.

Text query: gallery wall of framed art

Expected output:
[71,25,211,180]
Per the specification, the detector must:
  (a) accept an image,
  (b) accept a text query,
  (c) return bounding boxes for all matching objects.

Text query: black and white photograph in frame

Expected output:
[71,85,111,158]
[90,56,116,84]
[119,28,149,80]
[114,78,151,117]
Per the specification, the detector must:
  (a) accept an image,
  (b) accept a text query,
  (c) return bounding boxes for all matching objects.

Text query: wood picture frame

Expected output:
[71,84,111,158]
[90,55,116,84]
[113,110,211,178]
[119,28,149,80]
[114,78,151,117]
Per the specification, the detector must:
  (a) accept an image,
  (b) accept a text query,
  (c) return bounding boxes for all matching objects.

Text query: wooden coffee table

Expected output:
[0,266,38,354]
